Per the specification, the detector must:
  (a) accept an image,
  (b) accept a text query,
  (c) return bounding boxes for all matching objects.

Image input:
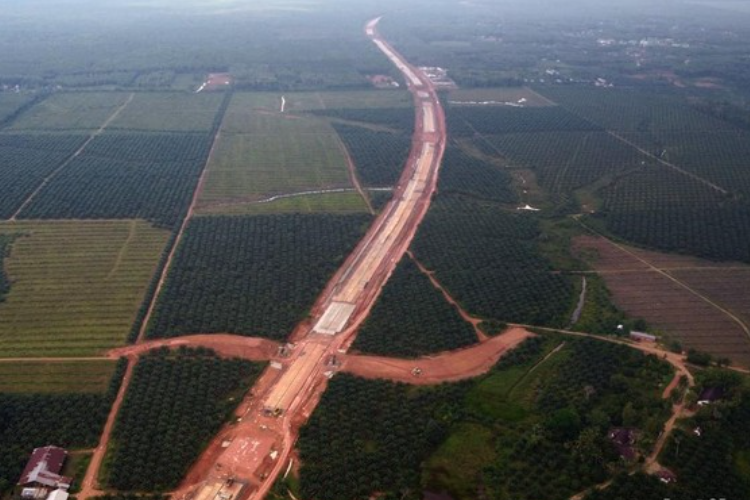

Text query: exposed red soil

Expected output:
[77,357,135,499]
[408,251,488,341]
[340,327,533,385]
[573,235,750,367]
[204,73,234,91]
[108,335,279,361]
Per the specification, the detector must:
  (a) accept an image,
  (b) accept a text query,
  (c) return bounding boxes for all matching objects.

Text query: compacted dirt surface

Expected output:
[341,327,534,384]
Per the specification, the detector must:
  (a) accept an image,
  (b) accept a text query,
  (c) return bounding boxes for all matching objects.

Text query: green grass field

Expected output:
[198,98,353,212]
[284,90,413,112]
[9,92,132,131]
[197,191,368,215]
[0,221,169,357]
[0,360,117,393]
[106,92,224,132]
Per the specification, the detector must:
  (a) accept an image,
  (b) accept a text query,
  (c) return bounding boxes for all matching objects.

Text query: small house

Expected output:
[697,387,725,406]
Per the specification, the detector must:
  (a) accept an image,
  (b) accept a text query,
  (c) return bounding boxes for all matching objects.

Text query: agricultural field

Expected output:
[105,92,224,132]
[197,191,369,216]
[411,194,574,326]
[447,105,600,137]
[282,90,412,112]
[147,214,369,341]
[352,258,478,358]
[447,87,555,107]
[0,134,87,218]
[0,221,170,357]
[0,360,118,394]
[298,336,673,500]
[0,359,125,496]
[310,107,415,133]
[198,96,353,213]
[439,145,518,203]
[595,166,750,262]
[8,92,132,132]
[573,235,750,366]
[18,133,213,227]
[537,87,736,133]
[105,349,264,491]
[333,123,412,187]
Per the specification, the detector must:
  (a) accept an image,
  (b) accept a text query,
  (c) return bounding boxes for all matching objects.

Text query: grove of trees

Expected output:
[106,348,263,491]
[412,194,574,326]
[352,257,477,358]
[147,214,369,341]
[333,123,411,187]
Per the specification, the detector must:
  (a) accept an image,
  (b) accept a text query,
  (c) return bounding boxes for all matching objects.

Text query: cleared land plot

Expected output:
[670,269,750,329]
[352,258,478,358]
[20,133,212,227]
[196,191,368,215]
[573,235,750,366]
[283,90,412,112]
[0,221,170,357]
[0,134,85,218]
[9,92,132,131]
[448,87,554,107]
[106,92,223,132]
[147,214,369,341]
[198,106,352,213]
[0,360,117,393]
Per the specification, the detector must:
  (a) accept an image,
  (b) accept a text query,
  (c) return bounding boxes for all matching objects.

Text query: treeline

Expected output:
[147,214,369,341]
[106,348,263,491]
[412,194,574,326]
[0,359,126,495]
[333,123,411,187]
[352,257,477,358]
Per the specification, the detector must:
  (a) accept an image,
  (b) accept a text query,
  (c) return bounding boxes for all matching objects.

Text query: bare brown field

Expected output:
[573,235,750,366]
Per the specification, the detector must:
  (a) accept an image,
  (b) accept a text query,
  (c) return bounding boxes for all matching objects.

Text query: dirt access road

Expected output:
[171,17,449,500]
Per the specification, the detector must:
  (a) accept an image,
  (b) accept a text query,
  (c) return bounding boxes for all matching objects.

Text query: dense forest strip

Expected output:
[10,93,135,220]
[134,91,231,343]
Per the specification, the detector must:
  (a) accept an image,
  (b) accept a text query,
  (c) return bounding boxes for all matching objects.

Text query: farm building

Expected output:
[630,331,657,342]
[17,446,72,492]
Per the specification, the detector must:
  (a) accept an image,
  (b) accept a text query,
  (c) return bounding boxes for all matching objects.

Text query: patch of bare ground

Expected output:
[573,235,750,367]
[108,334,279,362]
[340,326,534,385]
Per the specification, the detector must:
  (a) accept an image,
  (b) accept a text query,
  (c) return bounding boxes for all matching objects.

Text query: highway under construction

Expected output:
[172,16,448,500]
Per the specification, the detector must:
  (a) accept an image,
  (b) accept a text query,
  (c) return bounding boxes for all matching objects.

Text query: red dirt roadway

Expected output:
[165,17,452,500]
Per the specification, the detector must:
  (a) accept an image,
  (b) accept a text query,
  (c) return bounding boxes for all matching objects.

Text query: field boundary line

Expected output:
[507,341,566,398]
[334,132,374,214]
[576,217,750,340]
[9,93,136,221]
[78,357,135,499]
[607,130,729,195]
[107,220,137,279]
[134,92,231,343]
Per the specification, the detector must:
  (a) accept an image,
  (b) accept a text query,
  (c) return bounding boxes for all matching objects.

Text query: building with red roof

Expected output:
[17,446,72,491]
